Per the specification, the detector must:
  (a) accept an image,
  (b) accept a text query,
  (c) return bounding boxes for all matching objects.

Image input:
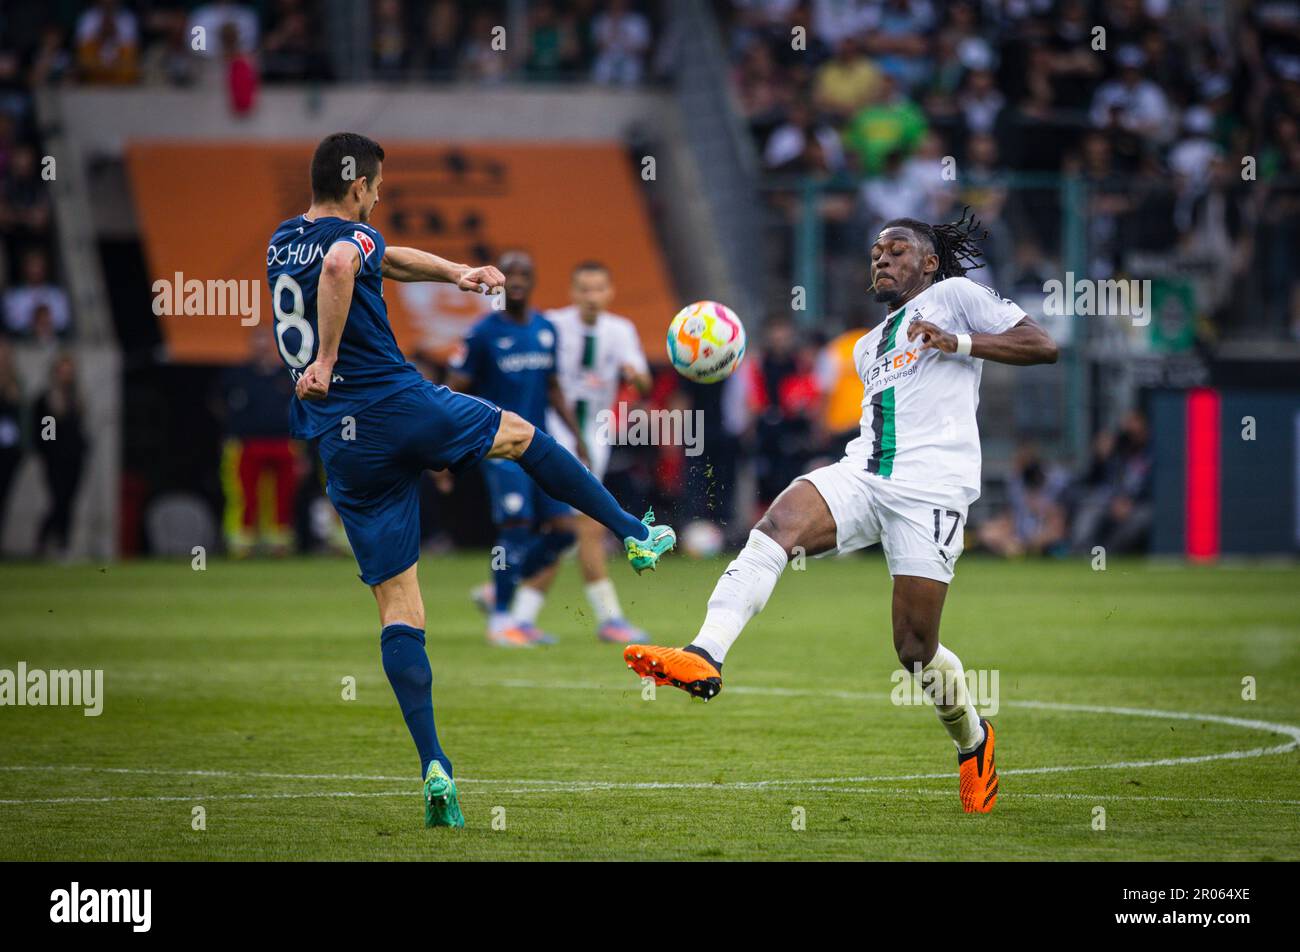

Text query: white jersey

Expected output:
[545,306,649,452]
[842,276,1024,497]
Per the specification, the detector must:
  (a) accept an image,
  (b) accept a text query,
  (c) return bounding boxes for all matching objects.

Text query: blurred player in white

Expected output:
[539,261,654,643]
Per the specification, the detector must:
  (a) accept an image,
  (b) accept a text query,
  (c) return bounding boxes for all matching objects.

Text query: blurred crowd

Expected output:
[725,0,1300,341]
[1,1,666,98]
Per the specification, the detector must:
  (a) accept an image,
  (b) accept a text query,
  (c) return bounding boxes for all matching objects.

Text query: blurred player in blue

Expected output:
[266,133,675,828]
[447,251,582,648]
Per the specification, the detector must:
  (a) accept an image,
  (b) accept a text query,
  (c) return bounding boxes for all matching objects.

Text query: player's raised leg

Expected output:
[488,411,675,572]
[371,564,464,827]
[893,575,996,814]
[624,478,838,698]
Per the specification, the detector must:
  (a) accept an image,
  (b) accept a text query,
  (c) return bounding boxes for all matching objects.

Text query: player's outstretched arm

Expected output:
[381,246,504,294]
[297,241,359,401]
[907,316,1059,366]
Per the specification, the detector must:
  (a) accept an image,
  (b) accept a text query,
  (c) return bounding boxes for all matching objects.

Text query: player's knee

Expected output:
[895,627,933,671]
[492,412,535,460]
[382,607,425,631]
[753,512,794,554]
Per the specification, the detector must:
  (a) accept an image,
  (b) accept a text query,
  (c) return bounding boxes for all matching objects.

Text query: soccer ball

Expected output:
[667,301,746,383]
[681,519,726,559]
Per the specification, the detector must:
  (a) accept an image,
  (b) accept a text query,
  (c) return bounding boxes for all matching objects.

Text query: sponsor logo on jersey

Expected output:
[353,230,376,259]
[497,351,554,373]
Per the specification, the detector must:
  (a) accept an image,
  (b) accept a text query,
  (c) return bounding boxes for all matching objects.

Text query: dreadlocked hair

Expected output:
[882,207,990,281]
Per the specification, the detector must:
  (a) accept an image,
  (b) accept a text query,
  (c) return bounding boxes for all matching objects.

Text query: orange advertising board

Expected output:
[125,141,677,364]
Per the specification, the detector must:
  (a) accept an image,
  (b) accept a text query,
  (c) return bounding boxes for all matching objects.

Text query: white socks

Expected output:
[916,644,985,752]
[507,580,625,626]
[585,578,623,624]
[689,529,788,664]
[511,585,546,626]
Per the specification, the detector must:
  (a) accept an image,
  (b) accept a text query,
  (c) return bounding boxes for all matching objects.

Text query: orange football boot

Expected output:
[957,718,997,814]
[623,645,722,700]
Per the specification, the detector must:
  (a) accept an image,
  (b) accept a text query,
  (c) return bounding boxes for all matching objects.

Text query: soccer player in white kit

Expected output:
[511,261,655,644]
[625,213,1059,813]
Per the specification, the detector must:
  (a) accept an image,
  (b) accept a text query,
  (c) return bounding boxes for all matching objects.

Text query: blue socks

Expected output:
[517,429,648,541]
[379,624,450,779]
[518,527,576,578]
[493,525,533,613]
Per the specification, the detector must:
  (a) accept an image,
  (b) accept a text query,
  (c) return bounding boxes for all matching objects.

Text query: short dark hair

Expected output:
[311,132,385,202]
[571,260,610,280]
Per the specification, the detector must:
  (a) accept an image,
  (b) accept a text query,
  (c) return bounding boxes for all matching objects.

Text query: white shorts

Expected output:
[797,462,974,583]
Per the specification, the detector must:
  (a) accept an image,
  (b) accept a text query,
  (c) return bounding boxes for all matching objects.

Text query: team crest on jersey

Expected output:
[538,329,554,348]
[353,230,376,259]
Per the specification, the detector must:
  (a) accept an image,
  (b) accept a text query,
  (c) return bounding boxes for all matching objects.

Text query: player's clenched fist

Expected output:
[906,319,957,353]
[458,265,505,295]
[296,360,334,401]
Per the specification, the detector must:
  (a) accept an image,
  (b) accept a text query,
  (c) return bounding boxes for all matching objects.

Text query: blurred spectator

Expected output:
[1089,45,1173,145]
[262,0,325,82]
[413,0,462,79]
[29,24,74,87]
[591,0,652,86]
[956,67,1005,137]
[843,73,928,175]
[978,446,1068,557]
[218,332,298,556]
[33,352,87,557]
[461,11,510,83]
[221,22,258,115]
[372,0,409,80]
[0,337,21,548]
[0,144,53,252]
[76,0,140,84]
[139,15,197,86]
[812,37,882,120]
[188,1,259,59]
[526,1,580,80]
[764,100,845,173]
[814,318,868,450]
[862,0,935,92]
[861,134,954,230]
[747,317,822,503]
[1070,410,1153,555]
[4,249,70,339]
[733,41,790,144]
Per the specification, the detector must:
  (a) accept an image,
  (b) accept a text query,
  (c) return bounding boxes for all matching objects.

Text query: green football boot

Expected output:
[423,761,465,828]
[624,508,676,574]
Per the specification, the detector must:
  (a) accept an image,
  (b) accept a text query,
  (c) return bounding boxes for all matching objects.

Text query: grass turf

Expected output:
[0,552,1297,861]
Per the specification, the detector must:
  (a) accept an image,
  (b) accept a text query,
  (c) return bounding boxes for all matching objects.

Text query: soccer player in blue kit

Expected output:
[447,251,584,648]
[266,133,676,827]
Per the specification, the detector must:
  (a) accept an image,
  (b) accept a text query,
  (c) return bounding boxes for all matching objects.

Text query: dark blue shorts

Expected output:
[480,458,572,525]
[317,381,502,585]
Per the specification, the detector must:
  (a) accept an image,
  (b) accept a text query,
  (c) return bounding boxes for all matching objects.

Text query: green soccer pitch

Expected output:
[1,553,1297,861]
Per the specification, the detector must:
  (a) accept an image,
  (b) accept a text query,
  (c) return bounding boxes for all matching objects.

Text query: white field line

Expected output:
[1,683,1296,805]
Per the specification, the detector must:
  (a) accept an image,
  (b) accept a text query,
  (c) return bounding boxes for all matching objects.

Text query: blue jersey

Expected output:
[265,214,421,438]
[454,311,556,428]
